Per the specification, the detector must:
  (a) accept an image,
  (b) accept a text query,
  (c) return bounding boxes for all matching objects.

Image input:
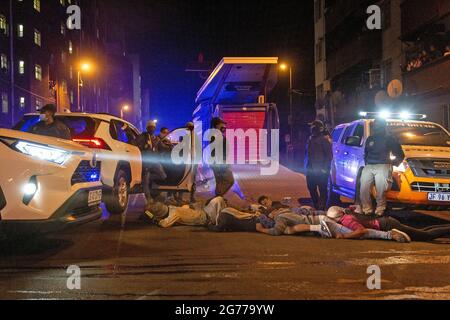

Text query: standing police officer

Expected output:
[360,118,405,216]
[305,120,332,210]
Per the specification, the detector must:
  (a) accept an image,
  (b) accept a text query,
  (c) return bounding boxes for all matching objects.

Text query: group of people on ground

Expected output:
[141,116,450,243]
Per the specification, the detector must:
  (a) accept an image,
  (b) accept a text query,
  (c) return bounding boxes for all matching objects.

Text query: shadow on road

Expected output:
[0,236,73,259]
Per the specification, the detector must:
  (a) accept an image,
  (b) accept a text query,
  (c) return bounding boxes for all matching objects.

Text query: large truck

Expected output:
[193,57,280,163]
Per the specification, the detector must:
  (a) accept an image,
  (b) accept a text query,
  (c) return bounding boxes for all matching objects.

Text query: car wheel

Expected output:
[326,176,342,207]
[104,169,130,215]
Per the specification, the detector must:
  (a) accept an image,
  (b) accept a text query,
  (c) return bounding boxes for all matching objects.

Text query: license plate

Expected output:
[428,193,450,202]
[88,189,102,206]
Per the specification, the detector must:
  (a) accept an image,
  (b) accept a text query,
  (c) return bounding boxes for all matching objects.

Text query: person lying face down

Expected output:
[326,206,450,242]
[255,205,411,243]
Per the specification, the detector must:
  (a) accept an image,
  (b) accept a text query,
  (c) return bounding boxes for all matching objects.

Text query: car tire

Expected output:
[327,176,342,207]
[104,169,130,215]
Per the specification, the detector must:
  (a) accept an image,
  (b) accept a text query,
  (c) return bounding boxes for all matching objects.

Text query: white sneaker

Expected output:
[319,220,333,238]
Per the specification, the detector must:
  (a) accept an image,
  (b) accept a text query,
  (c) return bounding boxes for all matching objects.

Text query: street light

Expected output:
[121,105,130,119]
[77,62,92,112]
[280,63,294,142]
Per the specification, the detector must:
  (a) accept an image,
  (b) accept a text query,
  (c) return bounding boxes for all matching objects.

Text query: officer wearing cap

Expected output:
[30,104,71,140]
[360,118,404,216]
[210,117,235,197]
[304,120,332,210]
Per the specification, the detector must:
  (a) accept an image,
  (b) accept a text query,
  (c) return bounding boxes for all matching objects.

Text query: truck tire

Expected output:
[104,169,129,215]
[327,176,342,207]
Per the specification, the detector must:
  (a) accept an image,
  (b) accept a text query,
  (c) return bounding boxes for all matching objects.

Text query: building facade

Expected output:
[314,0,450,129]
[0,0,142,129]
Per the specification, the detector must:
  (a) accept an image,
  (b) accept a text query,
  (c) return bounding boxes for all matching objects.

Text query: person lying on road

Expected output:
[255,206,409,242]
[326,206,450,242]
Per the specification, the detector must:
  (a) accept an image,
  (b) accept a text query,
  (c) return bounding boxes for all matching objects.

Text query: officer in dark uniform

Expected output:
[210,117,235,197]
[30,104,71,140]
[304,120,333,210]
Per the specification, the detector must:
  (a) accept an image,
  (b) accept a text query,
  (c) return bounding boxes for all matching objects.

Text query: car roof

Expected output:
[23,112,139,129]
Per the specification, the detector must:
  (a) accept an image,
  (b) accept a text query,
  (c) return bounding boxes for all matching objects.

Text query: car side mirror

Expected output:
[345,136,362,147]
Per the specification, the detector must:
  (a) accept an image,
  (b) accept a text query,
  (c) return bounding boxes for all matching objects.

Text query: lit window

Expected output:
[68,40,73,54]
[35,98,42,111]
[19,97,25,108]
[61,22,65,35]
[35,64,42,81]
[0,15,7,35]
[1,93,8,114]
[61,51,66,63]
[34,29,41,46]
[18,60,25,74]
[18,24,24,38]
[69,65,73,79]
[33,0,41,12]
[70,90,74,104]
[1,54,7,70]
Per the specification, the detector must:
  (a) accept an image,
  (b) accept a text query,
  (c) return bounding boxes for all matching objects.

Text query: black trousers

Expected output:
[379,217,450,241]
[306,171,329,210]
[208,213,257,232]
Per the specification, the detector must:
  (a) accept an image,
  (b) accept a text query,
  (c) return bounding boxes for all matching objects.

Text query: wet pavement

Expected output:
[0,165,449,300]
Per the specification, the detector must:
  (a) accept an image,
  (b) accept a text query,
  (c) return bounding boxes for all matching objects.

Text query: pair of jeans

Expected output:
[378,217,450,241]
[325,221,391,240]
[269,212,323,236]
[360,164,393,215]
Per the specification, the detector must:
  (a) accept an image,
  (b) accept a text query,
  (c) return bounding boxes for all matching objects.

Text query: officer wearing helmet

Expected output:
[360,118,405,216]
[30,104,71,140]
[304,120,332,210]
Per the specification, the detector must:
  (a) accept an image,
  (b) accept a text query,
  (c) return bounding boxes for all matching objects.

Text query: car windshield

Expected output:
[387,121,450,147]
[14,115,98,139]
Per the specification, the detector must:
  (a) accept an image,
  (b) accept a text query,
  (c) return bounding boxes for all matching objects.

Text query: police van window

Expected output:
[353,124,365,141]
[340,124,356,144]
[331,127,344,143]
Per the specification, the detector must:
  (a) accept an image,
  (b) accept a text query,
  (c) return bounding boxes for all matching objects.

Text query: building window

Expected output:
[0,15,7,35]
[34,29,41,46]
[19,96,25,109]
[1,54,7,70]
[18,60,25,74]
[35,98,42,111]
[17,24,24,38]
[316,39,323,64]
[61,22,65,35]
[35,64,42,81]
[33,0,41,12]
[382,0,391,30]
[68,40,73,54]
[1,93,8,114]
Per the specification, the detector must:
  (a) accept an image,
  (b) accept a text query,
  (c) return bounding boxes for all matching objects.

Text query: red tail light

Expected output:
[73,138,111,150]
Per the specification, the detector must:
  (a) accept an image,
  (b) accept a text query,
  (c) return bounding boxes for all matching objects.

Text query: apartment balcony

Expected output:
[326,33,381,79]
[401,0,450,40]
[404,55,450,98]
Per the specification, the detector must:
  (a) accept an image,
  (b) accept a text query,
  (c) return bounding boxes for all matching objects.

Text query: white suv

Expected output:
[15,113,143,214]
[0,128,103,235]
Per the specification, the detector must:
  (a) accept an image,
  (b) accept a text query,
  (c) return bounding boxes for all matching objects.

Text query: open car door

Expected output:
[151,127,196,194]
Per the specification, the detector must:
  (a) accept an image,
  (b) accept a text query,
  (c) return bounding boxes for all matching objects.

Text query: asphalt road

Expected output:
[1,165,450,300]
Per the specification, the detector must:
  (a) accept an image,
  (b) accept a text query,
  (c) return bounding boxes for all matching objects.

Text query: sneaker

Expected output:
[320,220,333,238]
[391,229,411,243]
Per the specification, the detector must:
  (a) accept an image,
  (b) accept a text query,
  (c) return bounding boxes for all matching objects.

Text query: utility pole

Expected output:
[9,0,15,126]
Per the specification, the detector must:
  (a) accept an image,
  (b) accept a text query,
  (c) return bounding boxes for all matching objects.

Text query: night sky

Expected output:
[111,0,315,129]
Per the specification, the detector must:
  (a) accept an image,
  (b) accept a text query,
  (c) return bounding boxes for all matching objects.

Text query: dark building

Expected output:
[314,0,450,129]
[0,0,142,129]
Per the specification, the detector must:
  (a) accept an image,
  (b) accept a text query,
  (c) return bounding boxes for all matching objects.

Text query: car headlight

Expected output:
[393,161,409,173]
[15,141,71,165]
